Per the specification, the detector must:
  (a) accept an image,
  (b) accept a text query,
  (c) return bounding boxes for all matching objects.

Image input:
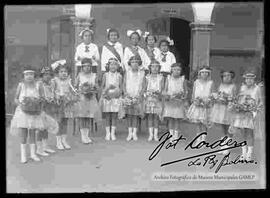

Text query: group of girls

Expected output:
[9,27,264,164]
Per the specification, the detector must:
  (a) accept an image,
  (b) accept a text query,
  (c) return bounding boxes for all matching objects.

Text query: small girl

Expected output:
[143,32,161,67]
[209,70,237,155]
[163,63,188,142]
[144,59,164,141]
[229,69,262,161]
[36,66,58,156]
[187,66,215,144]
[123,29,149,72]
[75,28,100,74]
[101,28,124,75]
[51,60,78,150]
[74,58,100,144]
[157,37,176,78]
[10,66,44,163]
[123,55,145,141]
[100,58,123,141]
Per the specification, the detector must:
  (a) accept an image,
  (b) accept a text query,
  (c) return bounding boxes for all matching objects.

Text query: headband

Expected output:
[23,70,35,74]
[127,29,142,37]
[166,37,174,46]
[243,73,256,78]
[198,68,212,73]
[143,31,150,39]
[79,28,94,37]
[51,59,67,71]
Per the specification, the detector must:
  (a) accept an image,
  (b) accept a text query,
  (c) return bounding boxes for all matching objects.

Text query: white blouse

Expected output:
[75,42,100,67]
[157,51,176,73]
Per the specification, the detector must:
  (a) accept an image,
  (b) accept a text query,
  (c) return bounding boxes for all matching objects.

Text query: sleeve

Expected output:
[14,82,22,104]
[101,46,108,72]
[94,44,100,62]
[171,52,176,64]
[123,47,130,71]
[74,44,81,66]
[141,49,150,70]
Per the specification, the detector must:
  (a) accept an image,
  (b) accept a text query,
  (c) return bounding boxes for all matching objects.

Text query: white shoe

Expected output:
[173,130,178,141]
[36,141,49,156]
[169,129,174,143]
[42,140,56,153]
[84,129,92,143]
[111,126,116,141]
[133,128,138,141]
[20,144,27,163]
[148,128,153,141]
[246,146,253,161]
[154,128,159,141]
[81,129,89,144]
[61,135,71,149]
[239,145,247,161]
[126,128,133,141]
[56,136,65,150]
[105,127,111,141]
[30,144,41,162]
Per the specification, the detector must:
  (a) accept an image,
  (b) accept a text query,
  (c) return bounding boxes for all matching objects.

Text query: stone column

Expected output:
[189,22,214,77]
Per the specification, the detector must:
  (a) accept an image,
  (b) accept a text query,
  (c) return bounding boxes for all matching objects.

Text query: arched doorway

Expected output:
[146,17,191,79]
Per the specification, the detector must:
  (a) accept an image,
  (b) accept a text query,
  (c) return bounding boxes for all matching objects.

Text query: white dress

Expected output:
[75,42,100,67]
[157,51,176,73]
[209,83,236,125]
[10,82,45,136]
[187,79,213,123]
[101,72,122,112]
[163,75,186,119]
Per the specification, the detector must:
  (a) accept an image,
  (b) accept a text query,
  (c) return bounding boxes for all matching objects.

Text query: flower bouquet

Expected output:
[170,91,186,101]
[144,90,161,101]
[20,96,42,115]
[123,95,140,107]
[80,82,97,99]
[210,91,234,105]
[193,97,213,108]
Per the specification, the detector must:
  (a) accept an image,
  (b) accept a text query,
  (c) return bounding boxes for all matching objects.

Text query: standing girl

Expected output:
[157,37,176,78]
[10,66,44,163]
[74,58,100,144]
[75,28,100,75]
[101,28,124,75]
[229,69,262,161]
[144,59,164,141]
[123,29,149,72]
[100,58,123,141]
[143,32,161,67]
[209,70,237,154]
[163,63,188,142]
[36,66,58,156]
[51,60,78,150]
[187,66,215,144]
[123,55,145,141]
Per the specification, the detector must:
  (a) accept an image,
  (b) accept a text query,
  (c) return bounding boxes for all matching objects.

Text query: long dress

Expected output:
[10,82,45,136]
[100,71,122,113]
[187,79,214,124]
[209,83,236,125]
[144,74,163,117]
[163,75,186,119]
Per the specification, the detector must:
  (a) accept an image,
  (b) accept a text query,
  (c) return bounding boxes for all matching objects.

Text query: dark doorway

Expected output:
[169,18,191,80]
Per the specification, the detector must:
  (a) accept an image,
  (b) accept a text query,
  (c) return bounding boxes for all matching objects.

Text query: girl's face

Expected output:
[245,77,255,86]
[83,31,92,44]
[82,64,91,73]
[109,62,118,72]
[172,66,181,77]
[58,68,68,79]
[147,36,155,46]
[42,73,51,83]
[200,71,209,80]
[130,60,139,71]
[130,33,140,46]
[160,42,169,52]
[222,73,232,84]
[24,72,35,82]
[109,31,118,43]
[150,64,159,74]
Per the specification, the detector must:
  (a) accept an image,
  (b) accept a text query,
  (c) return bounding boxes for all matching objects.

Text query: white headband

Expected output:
[106,28,111,33]
[166,37,174,46]
[23,70,35,74]
[79,28,94,37]
[51,59,67,71]
[143,31,150,39]
[198,68,211,73]
[127,29,142,37]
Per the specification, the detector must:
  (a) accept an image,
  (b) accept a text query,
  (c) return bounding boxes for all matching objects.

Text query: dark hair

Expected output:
[22,65,37,78]
[220,70,235,80]
[81,58,92,66]
[171,62,183,74]
[107,28,120,39]
[55,64,70,75]
[148,59,161,73]
[129,32,141,41]
[128,55,142,66]
[40,67,53,77]
[105,58,120,72]
[145,35,157,43]
[159,39,169,48]
[80,29,93,40]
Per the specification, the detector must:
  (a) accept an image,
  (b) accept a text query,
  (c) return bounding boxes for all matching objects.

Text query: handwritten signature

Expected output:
[149,131,257,173]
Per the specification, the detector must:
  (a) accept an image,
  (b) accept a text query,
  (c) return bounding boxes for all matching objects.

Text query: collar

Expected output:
[108,41,118,46]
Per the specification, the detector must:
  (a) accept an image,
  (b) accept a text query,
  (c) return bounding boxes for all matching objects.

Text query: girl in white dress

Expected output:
[157,37,176,78]
[74,58,100,144]
[75,28,100,75]
[163,63,188,142]
[123,29,149,72]
[209,70,237,154]
[187,66,215,144]
[229,69,263,161]
[123,55,146,141]
[100,58,123,141]
[144,59,164,141]
[101,28,124,75]
[10,67,44,163]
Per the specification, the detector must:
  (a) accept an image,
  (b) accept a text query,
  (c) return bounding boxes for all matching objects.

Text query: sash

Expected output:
[145,47,155,60]
[104,43,122,63]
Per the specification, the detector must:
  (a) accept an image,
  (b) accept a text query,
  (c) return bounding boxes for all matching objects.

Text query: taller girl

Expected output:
[143,32,161,67]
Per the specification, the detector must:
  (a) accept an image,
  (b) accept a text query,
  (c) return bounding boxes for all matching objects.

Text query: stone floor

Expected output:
[6,119,266,192]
